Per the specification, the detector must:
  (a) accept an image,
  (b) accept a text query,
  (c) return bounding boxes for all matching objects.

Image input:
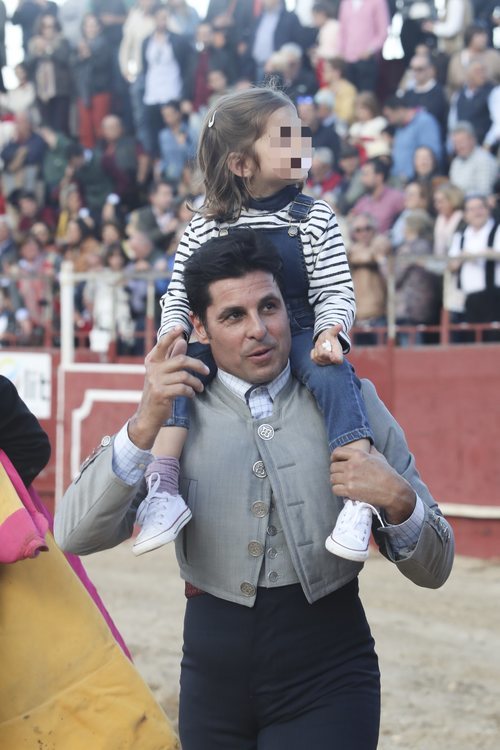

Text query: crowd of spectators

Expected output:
[0,0,499,352]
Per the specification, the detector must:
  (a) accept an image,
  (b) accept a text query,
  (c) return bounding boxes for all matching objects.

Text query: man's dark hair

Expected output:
[367,156,391,183]
[184,229,285,325]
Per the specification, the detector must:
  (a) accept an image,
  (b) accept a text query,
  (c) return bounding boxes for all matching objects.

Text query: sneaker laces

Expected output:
[337,500,384,540]
[136,472,179,525]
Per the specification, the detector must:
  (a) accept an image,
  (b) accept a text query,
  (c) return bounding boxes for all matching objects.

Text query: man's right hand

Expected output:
[128,327,209,450]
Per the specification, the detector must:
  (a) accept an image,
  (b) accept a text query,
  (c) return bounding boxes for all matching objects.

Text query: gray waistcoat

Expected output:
[176,377,362,607]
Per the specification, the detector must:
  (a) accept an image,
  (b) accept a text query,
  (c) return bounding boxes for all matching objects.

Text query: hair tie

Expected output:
[208,111,216,128]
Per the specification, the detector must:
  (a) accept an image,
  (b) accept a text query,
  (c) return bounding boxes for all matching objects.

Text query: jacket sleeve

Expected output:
[362,379,454,589]
[54,438,144,555]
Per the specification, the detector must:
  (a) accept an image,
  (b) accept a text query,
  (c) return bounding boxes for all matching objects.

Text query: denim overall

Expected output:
[169,191,373,451]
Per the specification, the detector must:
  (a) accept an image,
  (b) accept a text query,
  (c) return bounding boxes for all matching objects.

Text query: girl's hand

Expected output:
[311,324,344,365]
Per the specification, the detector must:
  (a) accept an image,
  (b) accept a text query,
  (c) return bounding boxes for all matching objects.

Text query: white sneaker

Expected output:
[132,472,192,556]
[325,499,382,562]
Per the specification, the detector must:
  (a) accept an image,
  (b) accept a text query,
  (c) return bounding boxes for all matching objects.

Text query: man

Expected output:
[297,95,340,168]
[448,58,500,148]
[448,120,498,196]
[351,157,405,233]
[55,230,454,750]
[249,0,305,83]
[400,52,449,140]
[448,193,500,339]
[0,112,46,202]
[383,95,443,183]
[129,179,178,253]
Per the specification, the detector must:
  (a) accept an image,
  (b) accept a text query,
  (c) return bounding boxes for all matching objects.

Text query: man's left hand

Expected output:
[330,445,416,524]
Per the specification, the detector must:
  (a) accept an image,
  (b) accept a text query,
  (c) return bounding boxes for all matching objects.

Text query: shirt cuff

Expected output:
[112,423,152,486]
[381,495,425,556]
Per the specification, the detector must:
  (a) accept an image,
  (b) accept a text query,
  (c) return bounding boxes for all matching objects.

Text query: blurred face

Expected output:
[107,250,125,270]
[452,130,475,158]
[351,218,375,244]
[102,224,120,245]
[409,56,433,85]
[66,220,82,245]
[40,16,57,38]
[83,14,100,39]
[414,147,434,176]
[469,30,488,52]
[466,62,487,89]
[249,106,313,197]
[19,197,38,218]
[20,239,40,261]
[102,116,122,142]
[208,70,227,93]
[191,271,291,384]
[404,183,425,210]
[155,8,169,31]
[355,102,372,122]
[361,163,379,191]
[464,198,490,230]
[161,105,181,128]
[31,222,50,244]
[152,183,173,212]
[67,190,82,214]
[433,191,453,217]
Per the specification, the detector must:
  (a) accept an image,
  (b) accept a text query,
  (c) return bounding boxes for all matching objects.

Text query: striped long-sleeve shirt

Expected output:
[159,198,356,351]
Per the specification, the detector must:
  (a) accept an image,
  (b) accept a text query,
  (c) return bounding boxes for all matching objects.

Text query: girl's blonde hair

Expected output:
[197,86,296,222]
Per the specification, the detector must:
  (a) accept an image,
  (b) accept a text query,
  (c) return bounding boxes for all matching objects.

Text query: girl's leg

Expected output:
[290,330,373,452]
[290,330,377,562]
[133,343,216,556]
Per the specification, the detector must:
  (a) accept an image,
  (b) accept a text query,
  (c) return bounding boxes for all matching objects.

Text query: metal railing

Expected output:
[3,253,500,363]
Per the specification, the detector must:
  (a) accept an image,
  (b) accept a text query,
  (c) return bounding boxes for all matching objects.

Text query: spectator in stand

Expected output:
[320,57,357,128]
[306,147,341,198]
[0,216,17,272]
[448,121,498,196]
[347,212,390,344]
[249,0,305,83]
[400,52,449,142]
[11,233,51,341]
[422,0,473,56]
[332,142,364,216]
[398,0,437,65]
[11,0,59,53]
[119,0,156,153]
[94,115,141,211]
[205,69,231,108]
[383,96,443,184]
[141,3,194,157]
[158,100,197,184]
[348,91,389,160]
[58,0,90,49]
[411,145,441,187]
[13,189,55,238]
[31,219,60,273]
[205,0,255,36]
[191,22,233,112]
[310,2,340,76]
[24,13,72,134]
[74,12,113,150]
[297,95,340,168]
[0,63,37,120]
[64,143,114,221]
[448,193,500,338]
[338,0,390,92]
[90,0,130,127]
[1,112,46,201]
[395,209,442,342]
[166,0,200,40]
[391,180,433,248]
[432,181,464,257]
[269,42,318,103]
[448,59,500,149]
[447,21,500,96]
[129,179,179,254]
[351,156,405,233]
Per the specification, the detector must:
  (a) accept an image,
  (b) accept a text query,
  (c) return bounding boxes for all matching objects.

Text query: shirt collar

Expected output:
[247,184,301,212]
[217,362,291,404]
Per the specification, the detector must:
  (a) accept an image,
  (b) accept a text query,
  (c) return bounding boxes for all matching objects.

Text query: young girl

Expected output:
[133,87,378,561]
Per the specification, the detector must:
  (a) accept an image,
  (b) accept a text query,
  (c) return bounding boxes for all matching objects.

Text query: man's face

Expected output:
[464,198,490,230]
[152,184,173,212]
[452,130,475,158]
[409,56,433,86]
[361,163,378,192]
[191,271,291,385]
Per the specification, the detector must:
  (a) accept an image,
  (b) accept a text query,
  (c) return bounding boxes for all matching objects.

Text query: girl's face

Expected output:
[83,15,100,39]
[107,251,125,270]
[102,224,120,245]
[247,107,313,198]
[404,183,425,210]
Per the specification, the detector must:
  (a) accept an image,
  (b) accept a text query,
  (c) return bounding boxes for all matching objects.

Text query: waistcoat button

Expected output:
[258,424,274,440]
[267,547,278,559]
[267,525,277,536]
[248,541,264,557]
[240,581,256,597]
[251,501,269,518]
[252,460,267,478]
[100,435,111,447]
[268,571,279,583]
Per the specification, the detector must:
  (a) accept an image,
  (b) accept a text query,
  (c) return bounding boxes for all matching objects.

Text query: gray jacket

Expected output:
[54,379,454,602]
